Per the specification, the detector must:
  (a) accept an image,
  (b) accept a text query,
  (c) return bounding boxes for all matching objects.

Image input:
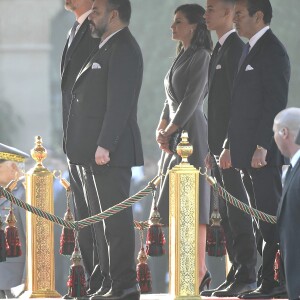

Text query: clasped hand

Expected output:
[156,129,173,154]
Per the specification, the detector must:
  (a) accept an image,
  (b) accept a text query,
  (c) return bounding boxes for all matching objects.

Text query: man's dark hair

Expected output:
[108,0,131,24]
[240,0,273,24]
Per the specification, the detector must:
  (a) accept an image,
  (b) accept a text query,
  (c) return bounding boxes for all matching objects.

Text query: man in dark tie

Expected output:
[61,0,101,296]
[219,0,290,298]
[203,0,257,297]
[273,107,300,300]
[64,0,144,299]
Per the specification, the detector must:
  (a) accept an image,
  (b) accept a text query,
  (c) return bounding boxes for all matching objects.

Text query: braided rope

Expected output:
[0,186,76,229]
[209,180,277,224]
[0,181,156,230]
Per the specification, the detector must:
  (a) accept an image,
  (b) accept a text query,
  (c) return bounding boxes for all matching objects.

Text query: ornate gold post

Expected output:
[169,131,200,299]
[22,136,61,298]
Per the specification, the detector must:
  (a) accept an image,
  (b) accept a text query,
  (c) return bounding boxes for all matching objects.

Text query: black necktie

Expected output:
[68,21,79,47]
[211,42,221,62]
[238,42,250,71]
[209,42,221,75]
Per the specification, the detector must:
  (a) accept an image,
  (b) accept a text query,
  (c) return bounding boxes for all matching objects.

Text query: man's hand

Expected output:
[219,149,232,169]
[251,148,267,168]
[205,153,213,169]
[95,146,110,165]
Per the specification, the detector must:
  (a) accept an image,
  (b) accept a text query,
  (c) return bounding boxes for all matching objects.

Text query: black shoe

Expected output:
[212,281,256,297]
[200,279,231,296]
[62,294,75,299]
[199,271,212,292]
[90,284,140,300]
[238,284,287,299]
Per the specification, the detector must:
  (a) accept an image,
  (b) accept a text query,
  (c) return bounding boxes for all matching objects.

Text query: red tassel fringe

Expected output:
[60,227,75,256]
[274,250,281,282]
[5,226,22,257]
[206,225,226,257]
[137,262,152,293]
[67,265,87,297]
[146,224,166,257]
[0,229,7,262]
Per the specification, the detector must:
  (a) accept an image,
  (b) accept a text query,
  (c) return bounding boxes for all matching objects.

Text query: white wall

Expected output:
[0,0,61,152]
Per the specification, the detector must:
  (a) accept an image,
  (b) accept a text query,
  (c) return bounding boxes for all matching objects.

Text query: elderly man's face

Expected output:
[0,161,17,187]
[273,123,288,158]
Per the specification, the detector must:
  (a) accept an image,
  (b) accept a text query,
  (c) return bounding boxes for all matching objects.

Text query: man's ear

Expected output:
[110,9,119,22]
[255,11,264,24]
[279,128,288,139]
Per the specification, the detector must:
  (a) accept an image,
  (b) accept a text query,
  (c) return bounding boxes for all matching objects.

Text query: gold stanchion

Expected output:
[21,136,61,298]
[169,131,200,299]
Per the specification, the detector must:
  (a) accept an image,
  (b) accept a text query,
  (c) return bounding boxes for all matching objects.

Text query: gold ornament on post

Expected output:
[169,130,200,299]
[21,136,61,298]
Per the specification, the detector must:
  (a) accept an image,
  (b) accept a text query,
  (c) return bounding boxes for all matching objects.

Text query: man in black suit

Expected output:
[274,107,300,300]
[65,0,143,299]
[61,0,101,295]
[219,0,290,298]
[203,0,257,297]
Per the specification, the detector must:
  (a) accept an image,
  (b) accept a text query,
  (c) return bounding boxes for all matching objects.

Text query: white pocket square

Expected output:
[245,64,254,71]
[216,64,222,70]
[92,62,101,69]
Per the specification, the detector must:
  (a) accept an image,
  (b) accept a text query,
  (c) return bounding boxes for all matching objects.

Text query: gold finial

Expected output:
[71,247,82,266]
[31,136,47,168]
[149,207,161,225]
[176,131,193,164]
[210,209,222,227]
[64,208,74,222]
[137,248,148,264]
[6,210,17,227]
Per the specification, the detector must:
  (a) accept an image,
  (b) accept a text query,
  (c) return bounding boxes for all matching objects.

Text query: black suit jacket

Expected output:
[65,27,144,167]
[227,29,290,168]
[61,18,100,149]
[207,32,244,155]
[277,158,300,299]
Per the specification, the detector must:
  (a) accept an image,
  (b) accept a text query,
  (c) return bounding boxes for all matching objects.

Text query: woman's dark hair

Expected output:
[175,4,212,54]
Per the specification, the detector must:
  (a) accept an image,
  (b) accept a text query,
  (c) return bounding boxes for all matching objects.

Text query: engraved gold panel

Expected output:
[22,137,61,298]
[169,164,200,300]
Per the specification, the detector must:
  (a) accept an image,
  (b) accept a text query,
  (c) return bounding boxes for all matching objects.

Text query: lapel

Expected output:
[277,159,300,218]
[74,27,127,83]
[61,18,90,77]
[167,48,194,104]
[208,32,236,92]
[234,29,272,86]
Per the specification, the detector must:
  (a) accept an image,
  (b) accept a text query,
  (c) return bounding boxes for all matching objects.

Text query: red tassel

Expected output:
[5,210,21,258]
[146,208,165,257]
[0,218,8,262]
[60,208,75,256]
[274,250,281,282]
[60,228,75,256]
[136,247,152,293]
[67,264,86,297]
[66,247,87,298]
[206,224,226,257]
[206,209,226,257]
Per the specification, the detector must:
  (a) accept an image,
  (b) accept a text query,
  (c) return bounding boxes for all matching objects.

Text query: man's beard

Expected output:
[90,21,108,39]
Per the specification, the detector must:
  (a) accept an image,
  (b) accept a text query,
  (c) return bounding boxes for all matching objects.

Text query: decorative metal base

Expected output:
[20,289,61,299]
